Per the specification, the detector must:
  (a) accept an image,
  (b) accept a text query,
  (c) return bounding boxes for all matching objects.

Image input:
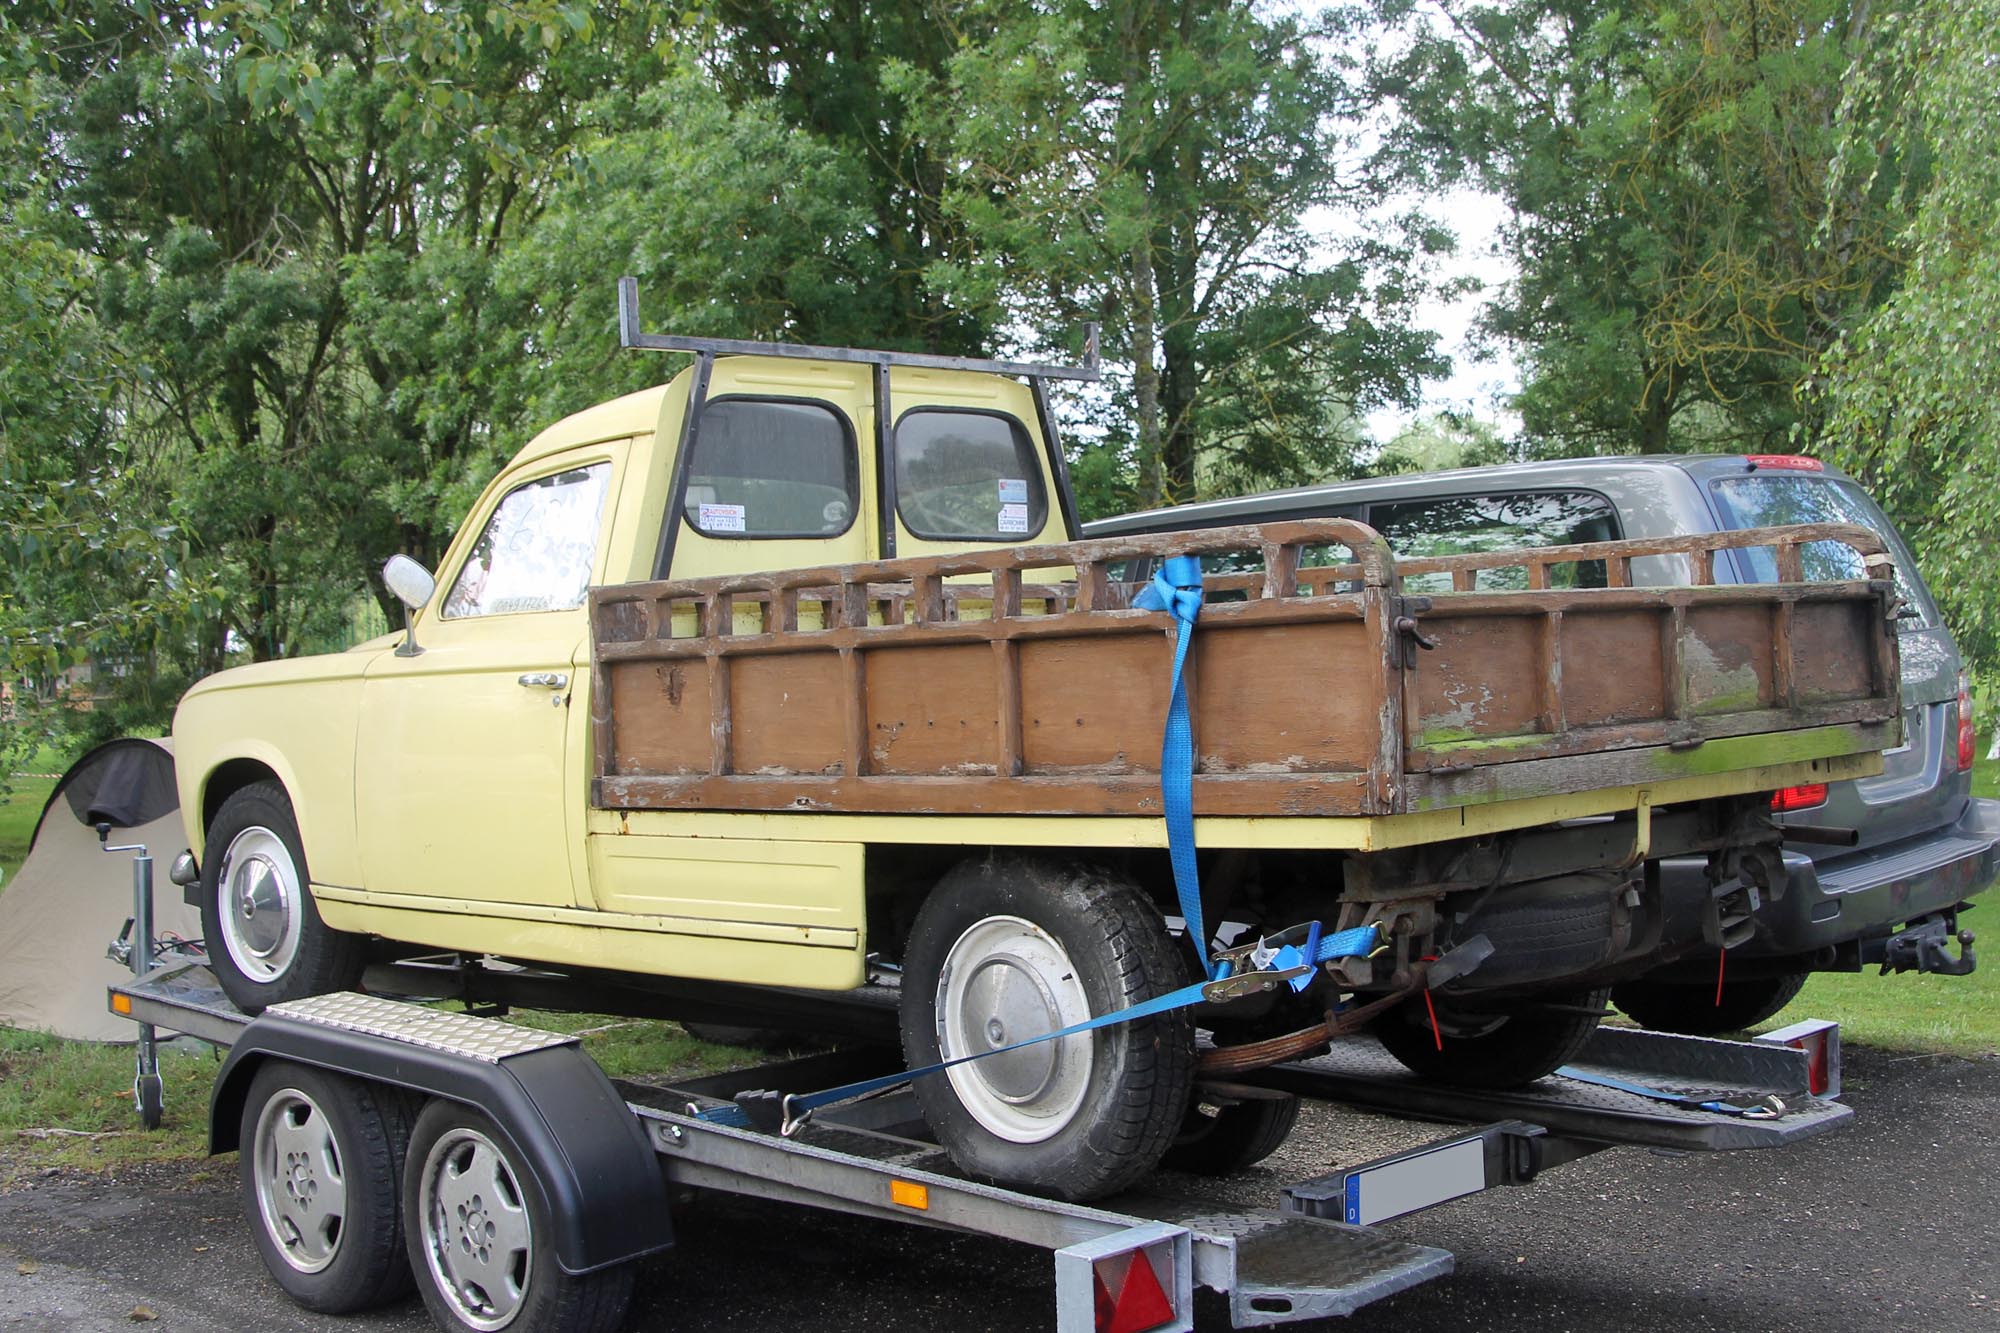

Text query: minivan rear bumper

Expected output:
[1660,798,2000,958]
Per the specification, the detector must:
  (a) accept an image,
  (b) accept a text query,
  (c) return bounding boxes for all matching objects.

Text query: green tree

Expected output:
[1816,0,2000,665]
[910,0,1444,508]
[1373,0,1901,454]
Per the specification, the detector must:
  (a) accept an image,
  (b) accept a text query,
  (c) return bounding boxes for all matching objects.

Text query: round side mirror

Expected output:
[383,554,437,611]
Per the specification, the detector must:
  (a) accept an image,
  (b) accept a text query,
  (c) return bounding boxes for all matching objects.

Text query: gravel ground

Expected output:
[1,1044,1994,1332]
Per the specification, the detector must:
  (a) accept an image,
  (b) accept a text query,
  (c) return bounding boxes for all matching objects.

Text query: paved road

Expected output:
[2,1045,1995,1332]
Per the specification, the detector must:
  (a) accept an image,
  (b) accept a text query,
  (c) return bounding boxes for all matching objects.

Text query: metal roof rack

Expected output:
[616,276,1101,382]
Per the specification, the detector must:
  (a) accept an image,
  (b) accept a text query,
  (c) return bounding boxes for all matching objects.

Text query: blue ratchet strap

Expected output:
[697,920,1386,1132]
[696,976,1212,1130]
[1554,1065,1784,1119]
[1134,555,1211,977]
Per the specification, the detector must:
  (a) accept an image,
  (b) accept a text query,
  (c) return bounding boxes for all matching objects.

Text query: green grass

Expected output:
[0,1027,215,1183]
[1734,753,2000,1057]
[0,774,58,891]
[1770,967,1999,1057]
[0,1010,745,1185]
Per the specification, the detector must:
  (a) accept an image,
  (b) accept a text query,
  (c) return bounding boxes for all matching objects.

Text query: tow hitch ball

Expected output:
[1875,912,1977,977]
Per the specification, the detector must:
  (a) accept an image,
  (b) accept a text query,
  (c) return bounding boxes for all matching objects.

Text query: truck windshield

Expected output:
[1705,472,1936,625]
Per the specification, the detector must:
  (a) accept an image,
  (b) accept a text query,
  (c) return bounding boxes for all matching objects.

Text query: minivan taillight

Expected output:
[1958,669,1976,772]
[1771,784,1828,812]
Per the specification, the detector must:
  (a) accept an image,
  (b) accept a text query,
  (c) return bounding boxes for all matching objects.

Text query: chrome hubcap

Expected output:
[218,827,302,983]
[251,1089,346,1273]
[937,916,1093,1144]
[420,1127,533,1330]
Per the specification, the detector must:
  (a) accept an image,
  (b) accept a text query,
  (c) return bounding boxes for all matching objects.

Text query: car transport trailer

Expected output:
[109,956,1848,1333]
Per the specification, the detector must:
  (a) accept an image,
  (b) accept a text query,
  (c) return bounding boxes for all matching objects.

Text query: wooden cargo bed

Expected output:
[589,520,1901,819]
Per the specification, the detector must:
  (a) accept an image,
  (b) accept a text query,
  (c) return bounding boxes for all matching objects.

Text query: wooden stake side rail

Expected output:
[589,520,1901,819]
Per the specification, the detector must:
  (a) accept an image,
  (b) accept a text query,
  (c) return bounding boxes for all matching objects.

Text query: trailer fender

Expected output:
[208,1003,671,1275]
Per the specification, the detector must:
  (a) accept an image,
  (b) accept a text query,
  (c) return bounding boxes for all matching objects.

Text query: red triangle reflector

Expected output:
[1107,1248,1176,1333]
[1094,1268,1117,1332]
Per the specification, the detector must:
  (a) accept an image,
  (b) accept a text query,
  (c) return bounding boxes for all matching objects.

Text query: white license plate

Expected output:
[1344,1137,1487,1225]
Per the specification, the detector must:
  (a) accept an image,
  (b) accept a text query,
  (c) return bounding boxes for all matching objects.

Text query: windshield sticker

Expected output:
[998,502,1031,534]
[698,502,747,533]
[997,478,1030,504]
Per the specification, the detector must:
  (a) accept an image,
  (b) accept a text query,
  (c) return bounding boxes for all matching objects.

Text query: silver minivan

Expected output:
[1090,453,1994,1033]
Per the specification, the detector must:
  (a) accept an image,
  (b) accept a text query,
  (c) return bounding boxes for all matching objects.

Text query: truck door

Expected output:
[355,448,622,908]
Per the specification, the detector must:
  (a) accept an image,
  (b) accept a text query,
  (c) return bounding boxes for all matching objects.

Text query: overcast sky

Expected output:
[1361,186,1522,442]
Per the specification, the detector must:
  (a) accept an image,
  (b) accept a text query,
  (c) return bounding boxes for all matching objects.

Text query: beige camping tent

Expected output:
[0,737,204,1041]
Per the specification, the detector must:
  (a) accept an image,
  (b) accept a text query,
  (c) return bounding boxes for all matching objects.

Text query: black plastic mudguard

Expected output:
[210,1013,672,1274]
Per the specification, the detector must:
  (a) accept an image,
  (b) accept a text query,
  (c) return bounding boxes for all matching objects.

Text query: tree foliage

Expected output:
[11,0,1996,754]
[906,0,1445,511]
[1815,0,2000,664]
[1373,0,1903,454]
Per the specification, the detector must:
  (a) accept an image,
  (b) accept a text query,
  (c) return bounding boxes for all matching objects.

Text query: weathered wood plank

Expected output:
[591,520,1903,818]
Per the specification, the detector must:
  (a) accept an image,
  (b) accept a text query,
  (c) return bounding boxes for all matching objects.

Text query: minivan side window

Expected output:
[682,398,858,539]
[1368,492,1620,593]
[442,464,611,618]
[893,409,1048,541]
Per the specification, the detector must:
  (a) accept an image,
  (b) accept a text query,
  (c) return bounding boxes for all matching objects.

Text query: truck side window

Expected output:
[894,409,1048,541]
[442,464,612,618]
[1369,492,1619,593]
[682,398,858,538]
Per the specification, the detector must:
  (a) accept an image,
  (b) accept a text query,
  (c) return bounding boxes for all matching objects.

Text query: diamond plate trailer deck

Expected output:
[109,959,1847,1333]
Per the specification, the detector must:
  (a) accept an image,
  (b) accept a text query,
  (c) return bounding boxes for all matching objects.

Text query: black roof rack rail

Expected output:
[616,276,1101,383]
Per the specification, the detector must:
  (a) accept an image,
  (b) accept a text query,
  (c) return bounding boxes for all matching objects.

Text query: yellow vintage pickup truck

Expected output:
[172,283,1901,1198]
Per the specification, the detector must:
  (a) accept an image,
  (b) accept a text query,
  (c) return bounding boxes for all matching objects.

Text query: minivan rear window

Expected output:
[1367,492,1621,593]
[1705,474,1935,624]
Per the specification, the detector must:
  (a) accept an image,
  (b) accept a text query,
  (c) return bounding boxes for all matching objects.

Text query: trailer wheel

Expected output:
[404,1099,634,1333]
[1162,1093,1300,1175]
[239,1061,413,1314]
[900,857,1196,1202]
[1611,971,1808,1035]
[201,781,364,1014]
[1374,988,1610,1088]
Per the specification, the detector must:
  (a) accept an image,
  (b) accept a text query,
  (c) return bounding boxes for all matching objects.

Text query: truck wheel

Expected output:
[1374,988,1609,1088]
[1612,971,1808,1035]
[240,1061,413,1314]
[404,1099,634,1333]
[200,781,364,1014]
[1161,1093,1300,1175]
[900,857,1196,1202]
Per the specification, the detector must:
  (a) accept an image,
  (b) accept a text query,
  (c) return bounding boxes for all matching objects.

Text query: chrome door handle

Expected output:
[518,672,569,689]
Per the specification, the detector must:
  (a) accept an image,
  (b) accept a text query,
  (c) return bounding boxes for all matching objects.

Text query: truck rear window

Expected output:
[893,409,1048,542]
[1367,492,1620,593]
[1705,473,1935,623]
[682,397,858,538]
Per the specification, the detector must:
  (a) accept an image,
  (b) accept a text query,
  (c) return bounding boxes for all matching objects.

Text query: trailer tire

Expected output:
[1374,988,1610,1088]
[239,1061,414,1314]
[900,857,1196,1202]
[1162,1093,1299,1175]
[201,782,364,1014]
[1611,971,1808,1035]
[404,1099,634,1333]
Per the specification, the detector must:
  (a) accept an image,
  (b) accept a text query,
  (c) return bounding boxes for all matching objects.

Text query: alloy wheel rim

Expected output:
[251,1088,347,1274]
[419,1126,534,1330]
